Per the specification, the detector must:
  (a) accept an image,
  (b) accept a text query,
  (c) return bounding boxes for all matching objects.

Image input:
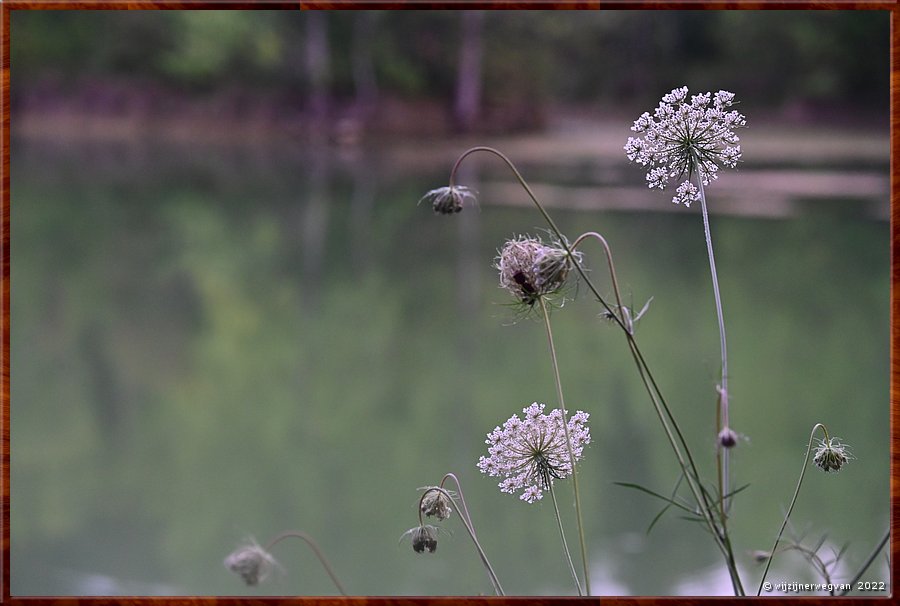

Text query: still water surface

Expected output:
[11,132,889,596]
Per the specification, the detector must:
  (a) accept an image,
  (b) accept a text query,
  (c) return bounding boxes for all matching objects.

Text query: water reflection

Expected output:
[11,133,889,596]
[55,569,181,596]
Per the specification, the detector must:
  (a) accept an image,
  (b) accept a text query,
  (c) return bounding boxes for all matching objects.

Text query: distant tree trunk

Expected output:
[82,322,129,447]
[454,10,485,133]
[300,152,330,310]
[352,12,378,124]
[305,12,331,131]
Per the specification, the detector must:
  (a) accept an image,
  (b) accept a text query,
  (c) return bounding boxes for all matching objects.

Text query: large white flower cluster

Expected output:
[477,402,590,504]
[625,86,746,207]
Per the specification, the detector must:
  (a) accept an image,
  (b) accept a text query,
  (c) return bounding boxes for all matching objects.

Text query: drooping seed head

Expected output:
[224,541,279,586]
[813,437,851,473]
[419,487,454,521]
[419,186,477,215]
[401,525,440,554]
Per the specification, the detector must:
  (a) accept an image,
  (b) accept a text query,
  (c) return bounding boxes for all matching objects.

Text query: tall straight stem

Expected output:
[548,484,583,595]
[697,178,730,511]
[540,297,591,595]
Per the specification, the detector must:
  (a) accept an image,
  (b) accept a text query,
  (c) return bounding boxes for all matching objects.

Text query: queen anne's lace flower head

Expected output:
[477,402,590,503]
[624,86,746,207]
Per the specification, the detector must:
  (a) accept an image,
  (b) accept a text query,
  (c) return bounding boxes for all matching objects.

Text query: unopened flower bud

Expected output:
[224,542,278,586]
[419,186,476,215]
[401,525,439,554]
[533,247,573,293]
[718,427,738,449]
[813,437,851,473]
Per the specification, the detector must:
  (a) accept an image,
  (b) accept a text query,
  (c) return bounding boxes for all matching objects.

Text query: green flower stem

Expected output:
[265,531,348,596]
[449,146,745,595]
[696,176,731,517]
[571,232,625,323]
[571,232,743,594]
[756,423,828,595]
[419,486,506,596]
[696,178,729,423]
[539,296,591,596]
[548,483,583,595]
[437,473,506,595]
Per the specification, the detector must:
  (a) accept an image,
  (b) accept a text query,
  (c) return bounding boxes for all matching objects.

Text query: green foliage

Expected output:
[11,11,889,112]
[714,11,888,106]
[159,12,283,86]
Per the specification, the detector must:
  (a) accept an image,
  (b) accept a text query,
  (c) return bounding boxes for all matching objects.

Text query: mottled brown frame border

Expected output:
[0,1,895,604]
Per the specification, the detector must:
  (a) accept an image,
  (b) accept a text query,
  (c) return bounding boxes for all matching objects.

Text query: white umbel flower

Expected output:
[625,86,746,207]
[477,402,590,503]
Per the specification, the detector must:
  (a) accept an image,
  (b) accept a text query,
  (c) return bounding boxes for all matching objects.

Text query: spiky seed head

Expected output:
[496,236,581,305]
[419,487,453,521]
[813,437,851,473]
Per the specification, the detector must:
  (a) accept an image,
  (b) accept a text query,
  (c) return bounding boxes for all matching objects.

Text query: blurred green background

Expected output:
[10,9,889,596]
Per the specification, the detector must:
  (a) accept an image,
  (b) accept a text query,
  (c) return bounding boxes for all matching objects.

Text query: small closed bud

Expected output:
[419,487,453,521]
[533,247,573,293]
[401,525,439,554]
[718,427,738,449]
[813,437,851,473]
[413,526,438,553]
[419,186,476,215]
[224,541,279,586]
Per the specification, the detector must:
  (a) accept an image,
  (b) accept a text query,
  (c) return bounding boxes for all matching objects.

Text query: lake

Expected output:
[10,124,890,596]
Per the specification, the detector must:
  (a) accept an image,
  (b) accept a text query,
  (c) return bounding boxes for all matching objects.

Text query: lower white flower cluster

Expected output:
[477,402,590,504]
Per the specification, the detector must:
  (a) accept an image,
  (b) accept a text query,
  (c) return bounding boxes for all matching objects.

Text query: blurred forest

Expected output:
[12,10,890,139]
